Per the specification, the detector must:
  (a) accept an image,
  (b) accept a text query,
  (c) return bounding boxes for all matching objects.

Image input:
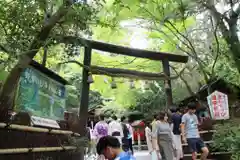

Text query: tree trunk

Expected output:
[42,47,48,67]
[180,76,195,96]
[171,66,195,96]
[225,30,240,72]
[206,0,240,72]
[0,61,26,121]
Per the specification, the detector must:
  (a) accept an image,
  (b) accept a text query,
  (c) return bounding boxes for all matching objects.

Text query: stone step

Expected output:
[183,141,213,154]
[133,130,216,145]
[182,140,213,146]
[133,140,214,152]
[183,152,232,160]
[133,130,216,144]
[199,130,215,141]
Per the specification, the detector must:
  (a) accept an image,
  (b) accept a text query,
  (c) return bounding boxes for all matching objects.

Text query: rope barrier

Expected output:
[0,146,76,154]
[0,123,80,136]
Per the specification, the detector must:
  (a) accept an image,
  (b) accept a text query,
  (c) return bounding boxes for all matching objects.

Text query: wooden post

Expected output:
[162,59,173,108]
[79,47,92,135]
[137,129,141,151]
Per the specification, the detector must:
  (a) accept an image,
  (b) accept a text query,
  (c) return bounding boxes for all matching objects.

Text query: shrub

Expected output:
[211,121,240,160]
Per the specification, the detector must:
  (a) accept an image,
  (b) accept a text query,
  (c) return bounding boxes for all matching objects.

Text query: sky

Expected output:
[120,20,149,49]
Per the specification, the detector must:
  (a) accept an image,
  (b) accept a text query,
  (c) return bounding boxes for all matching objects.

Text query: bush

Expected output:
[211,121,240,159]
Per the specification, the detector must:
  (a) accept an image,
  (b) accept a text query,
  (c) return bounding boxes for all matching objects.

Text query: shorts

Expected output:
[187,138,205,153]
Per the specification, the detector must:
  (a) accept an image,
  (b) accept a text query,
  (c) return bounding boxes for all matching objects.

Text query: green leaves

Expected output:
[0,0,43,55]
[211,121,240,158]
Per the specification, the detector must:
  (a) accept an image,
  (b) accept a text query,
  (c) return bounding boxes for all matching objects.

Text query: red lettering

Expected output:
[214,112,220,117]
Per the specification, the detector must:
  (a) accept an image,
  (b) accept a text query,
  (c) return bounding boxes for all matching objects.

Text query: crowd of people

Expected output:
[88,114,134,160]
[89,102,209,160]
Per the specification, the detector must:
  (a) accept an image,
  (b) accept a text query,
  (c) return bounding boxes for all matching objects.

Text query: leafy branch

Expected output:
[209,16,220,76]
[170,65,195,95]
[138,2,210,82]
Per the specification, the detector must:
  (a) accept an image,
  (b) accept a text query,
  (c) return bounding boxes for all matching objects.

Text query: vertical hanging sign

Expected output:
[207,91,229,120]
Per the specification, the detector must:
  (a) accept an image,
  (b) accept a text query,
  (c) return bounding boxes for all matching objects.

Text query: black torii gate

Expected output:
[60,36,188,133]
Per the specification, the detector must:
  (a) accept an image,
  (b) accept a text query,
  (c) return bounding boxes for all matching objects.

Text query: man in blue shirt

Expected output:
[171,107,183,160]
[96,136,135,160]
[181,102,209,160]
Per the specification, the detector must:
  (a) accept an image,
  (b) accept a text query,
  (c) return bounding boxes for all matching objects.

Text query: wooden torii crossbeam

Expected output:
[58,36,188,134]
[60,36,188,63]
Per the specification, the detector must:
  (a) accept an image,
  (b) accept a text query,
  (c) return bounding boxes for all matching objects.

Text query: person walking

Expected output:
[108,115,124,144]
[126,119,134,155]
[181,102,209,160]
[121,116,134,154]
[151,114,161,159]
[171,107,184,160]
[121,116,131,153]
[155,112,176,160]
[145,121,153,155]
[93,114,109,143]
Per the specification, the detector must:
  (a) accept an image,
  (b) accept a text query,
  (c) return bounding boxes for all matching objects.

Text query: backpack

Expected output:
[96,124,108,136]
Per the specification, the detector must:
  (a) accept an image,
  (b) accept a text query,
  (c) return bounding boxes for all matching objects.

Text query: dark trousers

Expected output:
[122,138,133,154]
[128,138,133,154]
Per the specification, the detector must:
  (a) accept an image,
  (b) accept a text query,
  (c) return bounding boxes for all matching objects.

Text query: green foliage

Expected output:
[0,0,102,57]
[211,121,240,159]
[214,55,240,86]
[129,81,166,116]
[67,135,89,152]
[0,70,8,82]
[99,103,126,118]
[65,80,104,110]
[0,0,43,54]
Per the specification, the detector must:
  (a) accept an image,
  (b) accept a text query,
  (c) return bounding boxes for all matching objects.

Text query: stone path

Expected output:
[134,151,151,160]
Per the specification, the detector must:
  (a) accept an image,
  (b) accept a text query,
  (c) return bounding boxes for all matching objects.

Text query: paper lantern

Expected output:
[87,72,94,83]
[111,78,117,89]
[129,79,135,89]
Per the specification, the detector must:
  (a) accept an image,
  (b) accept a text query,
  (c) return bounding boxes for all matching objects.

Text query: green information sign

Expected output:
[15,67,66,120]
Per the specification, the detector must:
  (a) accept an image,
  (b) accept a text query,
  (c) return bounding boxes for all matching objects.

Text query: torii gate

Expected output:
[60,36,188,134]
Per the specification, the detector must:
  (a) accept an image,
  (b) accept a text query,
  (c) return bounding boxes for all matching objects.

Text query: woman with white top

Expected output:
[145,121,153,154]
[108,115,123,144]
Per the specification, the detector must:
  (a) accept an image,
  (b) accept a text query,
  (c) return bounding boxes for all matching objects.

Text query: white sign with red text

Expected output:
[207,91,229,120]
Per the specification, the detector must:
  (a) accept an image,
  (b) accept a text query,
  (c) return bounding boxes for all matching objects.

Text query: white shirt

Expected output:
[108,120,123,137]
[145,127,152,141]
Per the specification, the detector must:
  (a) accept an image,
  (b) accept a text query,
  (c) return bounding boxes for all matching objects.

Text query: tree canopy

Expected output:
[0,0,240,117]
